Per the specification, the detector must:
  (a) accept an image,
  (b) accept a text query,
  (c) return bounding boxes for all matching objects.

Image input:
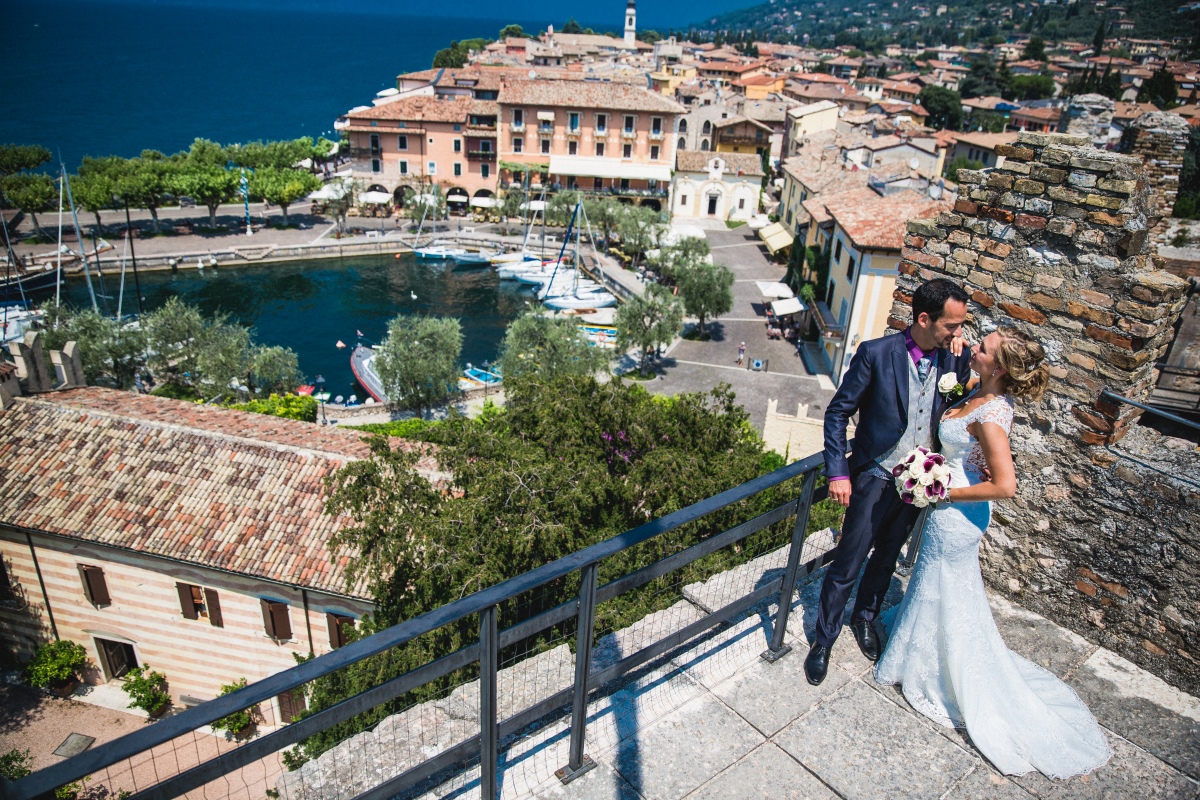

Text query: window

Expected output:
[624,115,635,133]
[480,140,492,153]
[261,599,293,640]
[702,120,712,134]
[79,565,111,607]
[594,177,603,190]
[513,138,523,153]
[620,178,630,191]
[454,139,462,153]
[839,298,849,324]
[738,198,746,210]
[513,109,524,128]
[596,142,605,157]
[428,161,437,175]
[541,138,551,155]
[568,140,578,155]
[650,145,659,160]
[326,612,356,649]
[369,133,380,153]
[679,119,688,133]
[680,195,688,206]
[834,239,843,263]
[569,112,580,131]
[453,123,461,131]
[398,135,408,150]
[847,254,858,280]
[176,582,223,627]
[481,163,490,179]
[371,159,381,173]
[399,160,408,175]
[651,117,663,134]
[678,137,686,150]
[623,143,632,158]
[596,113,607,133]
[428,137,434,144]
[700,139,710,151]
[454,162,462,177]
[398,121,406,128]
[786,209,792,224]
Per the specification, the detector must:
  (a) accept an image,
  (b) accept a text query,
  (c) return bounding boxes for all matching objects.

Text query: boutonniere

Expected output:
[938,373,966,402]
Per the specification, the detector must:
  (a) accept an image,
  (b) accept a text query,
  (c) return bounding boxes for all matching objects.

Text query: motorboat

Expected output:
[536,278,598,299]
[496,262,546,280]
[349,344,389,403]
[515,266,582,285]
[490,250,541,265]
[543,289,617,310]
[463,364,502,386]
[579,324,618,348]
[414,243,466,260]
[0,305,45,344]
[451,249,498,266]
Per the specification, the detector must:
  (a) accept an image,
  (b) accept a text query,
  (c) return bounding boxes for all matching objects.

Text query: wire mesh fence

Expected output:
[4,453,844,800]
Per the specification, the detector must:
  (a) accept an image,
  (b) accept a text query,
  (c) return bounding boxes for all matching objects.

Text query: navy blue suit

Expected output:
[815,332,972,647]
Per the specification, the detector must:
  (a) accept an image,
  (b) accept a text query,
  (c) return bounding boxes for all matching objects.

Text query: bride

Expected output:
[874,326,1113,779]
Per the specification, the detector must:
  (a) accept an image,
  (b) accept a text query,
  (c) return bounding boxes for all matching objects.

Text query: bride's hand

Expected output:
[949,335,970,357]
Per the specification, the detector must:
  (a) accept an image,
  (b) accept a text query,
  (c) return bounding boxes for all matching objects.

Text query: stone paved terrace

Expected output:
[404,574,1199,800]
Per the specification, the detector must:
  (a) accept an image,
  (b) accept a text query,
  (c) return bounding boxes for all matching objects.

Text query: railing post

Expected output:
[896,506,933,576]
[479,604,499,800]
[762,469,818,662]
[556,562,599,784]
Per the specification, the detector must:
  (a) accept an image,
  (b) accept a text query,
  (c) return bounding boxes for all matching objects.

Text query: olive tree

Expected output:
[498,311,610,382]
[375,314,464,417]
[615,283,684,376]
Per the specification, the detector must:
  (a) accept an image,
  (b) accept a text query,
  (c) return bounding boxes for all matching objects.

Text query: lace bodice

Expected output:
[938,395,1014,477]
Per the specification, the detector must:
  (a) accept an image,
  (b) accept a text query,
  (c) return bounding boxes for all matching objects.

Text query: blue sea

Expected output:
[0,0,747,171]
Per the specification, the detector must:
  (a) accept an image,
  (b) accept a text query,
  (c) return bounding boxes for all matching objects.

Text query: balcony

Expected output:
[345,147,382,160]
[719,134,765,146]
[649,130,665,140]
[467,149,497,162]
[566,127,582,137]
[511,121,525,132]
[621,129,638,139]
[813,300,846,341]
[538,123,555,135]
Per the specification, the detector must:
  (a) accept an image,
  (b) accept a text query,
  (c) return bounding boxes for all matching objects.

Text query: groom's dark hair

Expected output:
[913,279,969,323]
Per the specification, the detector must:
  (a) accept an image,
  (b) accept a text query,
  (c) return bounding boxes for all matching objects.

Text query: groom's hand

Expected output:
[829,478,852,507]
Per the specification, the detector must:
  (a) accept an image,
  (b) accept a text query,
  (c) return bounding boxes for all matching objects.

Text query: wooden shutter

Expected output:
[205,589,223,628]
[277,689,307,723]
[177,583,198,619]
[326,613,354,649]
[261,598,276,638]
[79,565,111,606]
[271,603,292,640]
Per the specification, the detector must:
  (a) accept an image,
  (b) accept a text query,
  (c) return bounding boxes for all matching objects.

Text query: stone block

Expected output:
[897,260,919,277]
[966,218,990,235]
[1097,177,1138,194]
[937,212,963,228]
[1076,228,1107,247]
[996,144,1035,161]
[1057,204,1090,220]
[1051,315,1085,332]
[903,234,926,248]
[976,254,1006,272]
[972,290,996,308]
[998,192,1019,208]
[951,247,978,266]
[906,218,945,238]
[1036,274,1065,289]
[1069,154,1117,172]
[1023,197,1053,215]
[1129,271,1188,303]
[1085,324,1135,350]
[1067,171,1098,189]
[1000,302,1047,324]
[1089,211,1125,226]
[1014,178,1046,195]
[1031,166,1067,184]
[971,187,998,202]
[943,259,969,277]
[982,206,1015,223]
[953,198,978,216]
[968,270,995,288]
[996,281,1024,299]
[947,230,972,246]
[1115,299,1167,322]
[1048,185,1085,204]
[1077,289,1114,308]
[1028,292,1064,311]
[1046,218,1078,236]
[1084,193,1124,210]
[1042,146,1071,166]
[956,169,985,185]
[1015,213,1047,229]
[901,247,945,269]
[1069,352,1097,371]
[987,173,1015,190]
[999,160,1031,176]
[1067,301,1116,326]
[985,240,1012,257]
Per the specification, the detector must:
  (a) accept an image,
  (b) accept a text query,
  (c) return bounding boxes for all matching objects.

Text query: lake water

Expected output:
[60,255,531,400]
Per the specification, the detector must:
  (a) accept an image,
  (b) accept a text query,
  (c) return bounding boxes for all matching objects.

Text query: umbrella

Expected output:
[359,191,392,205]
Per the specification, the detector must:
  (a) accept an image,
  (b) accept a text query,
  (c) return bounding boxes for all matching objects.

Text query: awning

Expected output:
[548,155,672,182]
[756,281,794,299]
[537,111,556,121]
[470,197,497,208]
[520,200,547,211]
[359,191,392,204]
[308,183,347,201]
[770,297,806,316]
[758,222,795,255]
[746,214,770,230]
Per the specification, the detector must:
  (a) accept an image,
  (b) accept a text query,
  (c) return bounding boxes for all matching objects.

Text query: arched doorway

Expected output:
[394,185,415,206]
[641,198,662,212]
[367,184,388,194]
[445,187,469,216]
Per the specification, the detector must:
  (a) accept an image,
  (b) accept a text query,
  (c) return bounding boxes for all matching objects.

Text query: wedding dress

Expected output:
[873,394,1112,779]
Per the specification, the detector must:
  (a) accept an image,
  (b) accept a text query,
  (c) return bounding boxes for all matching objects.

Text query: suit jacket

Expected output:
[823,331,973,478]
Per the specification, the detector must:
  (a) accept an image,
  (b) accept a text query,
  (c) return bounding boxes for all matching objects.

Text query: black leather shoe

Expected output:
[804,643,830,686]
[850,620,881,662]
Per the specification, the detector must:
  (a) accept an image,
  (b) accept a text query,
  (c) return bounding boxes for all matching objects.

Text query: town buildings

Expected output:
[670,151,763,222]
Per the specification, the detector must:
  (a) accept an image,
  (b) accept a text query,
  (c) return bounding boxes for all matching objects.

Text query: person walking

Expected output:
[736,342,746,365]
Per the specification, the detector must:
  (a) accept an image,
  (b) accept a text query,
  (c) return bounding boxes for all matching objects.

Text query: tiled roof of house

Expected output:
[676,150,764,175]
[498,80,685,113]
[951,131,1021,150]
[1012,106,1062,122]
[1112,101,1160,122]
[0,362,15,381]
[714,115,774,132]
[0,389,443,598]
[828,190,950,250]
[348,94,472,123]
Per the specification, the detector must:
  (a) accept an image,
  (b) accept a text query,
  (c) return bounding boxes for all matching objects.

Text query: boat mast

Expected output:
[55,173,64,309]
[0,210,26,336]
[61,164,98,312]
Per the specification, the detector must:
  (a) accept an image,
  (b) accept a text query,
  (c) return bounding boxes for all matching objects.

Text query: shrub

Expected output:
[23,640,87,688]
[122,665,171,715]
[150,383,200,401]
[0,748,32,780]
[210,678,254,733]
[348,418,438,439]
[231,393,318,422]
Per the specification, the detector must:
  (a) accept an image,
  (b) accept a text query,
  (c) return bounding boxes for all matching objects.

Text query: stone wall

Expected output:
[1119,111,1192,248]
[891,132,1200,695]
[1062,93,1115,149]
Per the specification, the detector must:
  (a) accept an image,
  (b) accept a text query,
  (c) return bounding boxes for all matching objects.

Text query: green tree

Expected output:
[918,85,964,130]
[73,157,123,232]
[676,261,734,339]
[616,283,684,375]
[546,190,581,227]
[616,205,666,268]
[0,144,51,176]
[186,137,229,168]
[958,54,1000,99]
[654,235,711,283]
[249,167,322,226]
[375,314,464,417]
[40,307,147,388]
[944,155,984,183]
[1097,60,1122,100]
[1010,74,1056,101]
[171,166,237,228]
[194,321,252,401]
[561,18,583,33]
[499,23,525,39]
[583,197,624,247]
[322,179,360,235]
[1092,20,1106,54]
[1138,66,1177,108]
[116,152,175,233]
[1,173,56,236]
[226,138,312,170]
[497,311,610,382]
[0,749,32,781]
[248,345,303,394]
[967,110,1007,133]
[1022,36,1046,61]
[404,186,444,226]
[142,296,206,385]
[432,41,469,68]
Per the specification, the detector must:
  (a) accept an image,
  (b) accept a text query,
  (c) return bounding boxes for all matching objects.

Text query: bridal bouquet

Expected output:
[892,446,952,508]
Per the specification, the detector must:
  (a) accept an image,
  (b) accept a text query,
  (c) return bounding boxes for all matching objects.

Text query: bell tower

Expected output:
[624,0,636,48]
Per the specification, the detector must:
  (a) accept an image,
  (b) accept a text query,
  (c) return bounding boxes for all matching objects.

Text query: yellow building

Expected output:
[712,116,774,157]
[649,63,698,95]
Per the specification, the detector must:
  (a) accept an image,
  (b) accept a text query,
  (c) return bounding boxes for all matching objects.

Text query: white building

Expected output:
[671,151,763,221]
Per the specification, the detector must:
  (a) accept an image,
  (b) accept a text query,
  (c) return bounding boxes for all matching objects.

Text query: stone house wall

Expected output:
[1118,112,1192,248]
[890,131,1200,695]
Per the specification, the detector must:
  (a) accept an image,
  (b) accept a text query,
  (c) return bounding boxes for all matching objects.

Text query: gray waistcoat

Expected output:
[876,358,938,472]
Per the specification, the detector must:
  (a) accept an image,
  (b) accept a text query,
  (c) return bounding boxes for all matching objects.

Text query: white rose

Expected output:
[933,464,952,483]
[938,374,959,394]
[917,471,935,486]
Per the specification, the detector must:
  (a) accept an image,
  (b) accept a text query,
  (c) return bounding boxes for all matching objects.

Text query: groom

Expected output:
[805,278,972,685]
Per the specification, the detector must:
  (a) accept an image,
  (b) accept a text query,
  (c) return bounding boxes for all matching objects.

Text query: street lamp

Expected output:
[314,374,329,425]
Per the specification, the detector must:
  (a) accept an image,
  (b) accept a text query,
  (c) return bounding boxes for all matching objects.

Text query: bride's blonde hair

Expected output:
[996,327,1049,403]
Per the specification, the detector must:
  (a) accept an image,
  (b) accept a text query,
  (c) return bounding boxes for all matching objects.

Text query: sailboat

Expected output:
[411,186,467,260]
[540,201,617,310]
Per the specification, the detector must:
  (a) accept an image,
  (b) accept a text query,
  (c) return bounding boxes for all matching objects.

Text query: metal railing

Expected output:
[1098,389,1200,489]
[1150,364,1200,415]
[3,454,837,800]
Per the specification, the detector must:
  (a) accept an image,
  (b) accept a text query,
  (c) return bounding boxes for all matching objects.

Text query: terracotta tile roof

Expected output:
[951,131,1021,150]
[1112,101,1160,122]
[0,362,15,381]
[828,190,951,250]
[0,389,442,598]
[714,115,774,132]
[348,95,472,124]
[675,150,764,175]
[498,80,684,114]
[1012,106,1062,123]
